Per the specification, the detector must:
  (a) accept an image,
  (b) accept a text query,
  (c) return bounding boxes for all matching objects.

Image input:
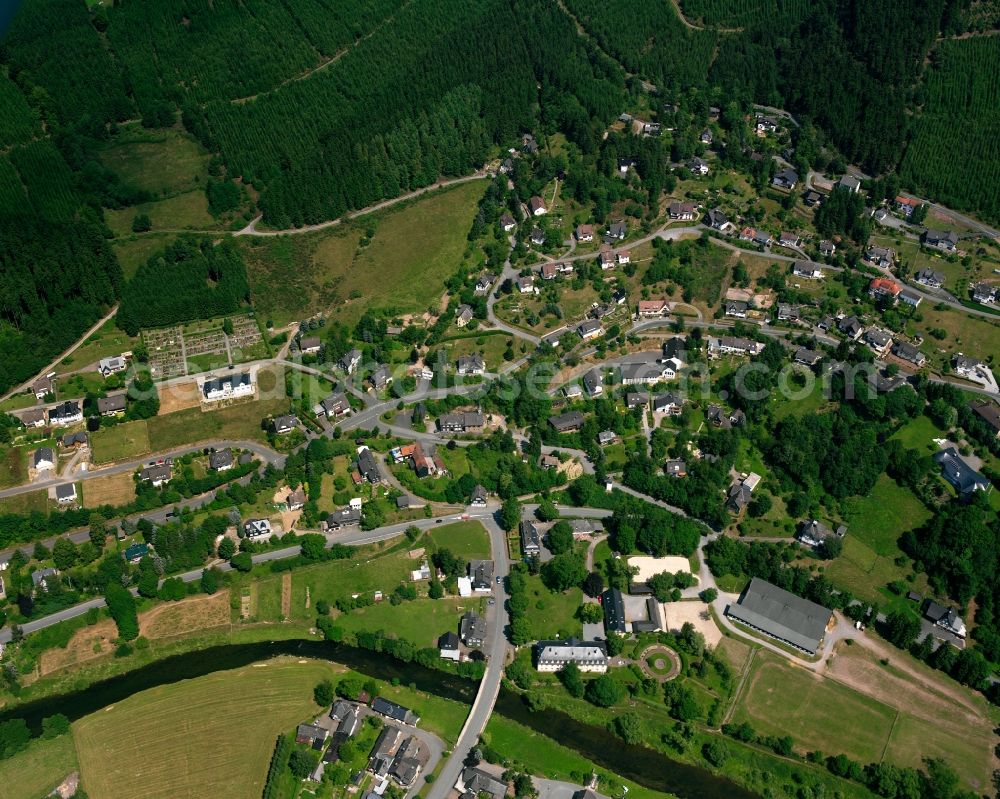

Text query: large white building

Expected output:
[202,373,254,402]
[535,639,608,673]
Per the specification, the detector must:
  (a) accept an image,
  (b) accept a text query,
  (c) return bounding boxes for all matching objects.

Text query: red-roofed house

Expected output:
[869,278,902,300]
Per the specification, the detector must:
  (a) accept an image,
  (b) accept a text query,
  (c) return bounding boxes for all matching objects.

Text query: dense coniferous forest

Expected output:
[116,239,251,335]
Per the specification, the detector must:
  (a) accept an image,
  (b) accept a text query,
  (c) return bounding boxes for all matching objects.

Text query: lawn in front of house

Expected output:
[522,573,583,640]
[890,414,946,453]
[425,520,491,559]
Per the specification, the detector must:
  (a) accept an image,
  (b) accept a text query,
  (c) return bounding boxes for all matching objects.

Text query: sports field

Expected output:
[73,658,329,799]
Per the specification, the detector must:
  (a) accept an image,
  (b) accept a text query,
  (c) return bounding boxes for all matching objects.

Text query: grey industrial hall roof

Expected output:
[727,577,831,653]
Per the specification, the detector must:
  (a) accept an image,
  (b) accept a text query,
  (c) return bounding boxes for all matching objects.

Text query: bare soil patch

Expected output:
[281,573,292,619]
[158,381,203,414]
[662,600,723,648]
[39,619,119,675]
[82,472,136,508]
[140,591,232,640]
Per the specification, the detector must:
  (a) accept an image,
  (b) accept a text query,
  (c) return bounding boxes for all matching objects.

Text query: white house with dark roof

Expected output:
[202,373,253,402]
[536,638,608,672]
[49,401,82,427]
[33,447,55,471]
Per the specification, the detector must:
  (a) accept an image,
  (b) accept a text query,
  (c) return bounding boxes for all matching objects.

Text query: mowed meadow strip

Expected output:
[72,659,331,799]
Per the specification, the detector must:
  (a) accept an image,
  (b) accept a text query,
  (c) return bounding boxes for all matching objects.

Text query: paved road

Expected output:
[426,508,511,799]
[0,510,491,644]
[0,305,120,405]
[234,173,491,237]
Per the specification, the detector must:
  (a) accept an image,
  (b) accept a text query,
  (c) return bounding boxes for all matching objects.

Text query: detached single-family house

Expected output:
[49,401,82,427]
[530,227,545,246]
[55,483,77,504]
[369,365,392,391]
[625,392,647,410]
[922,229,958,251]
[969,400,1000,437]
[869,277,902,301]
[474,274,496,295]
[794,347,823,367]
[548,411,585,433]
[779,231,801,248]
[915,269,945,288]
[772,168,798,190]
[460,611,487,647]
[583,368,603,397]
[516,275,536,294]
[372,697,420,726]
[777,303,800,322]
[727,472,760,512]
[606,220,627,240]
[598,245,615,270]
[299,336,322,355]
[804,190,823,207]
[97,393,127,417]
[139,463,172,487]
[244,518,272,538]
[652,392,683,415]
[706,208,730,230]
[895,195,921,216]
[700,128,713,144]
[124,542,149,564]
[971,282,996,304]
[98,356,128,377]
[33,447,55,471]
[621,360,679,385]
[355,447,382,484]
[796,519,846,549]
[669,202,697,221]
[327,505,362,529]
[687,157,709,175]
[934,447,990,495]
[439,631,460,661]
[31,567,60,593]
[893,341,926,367]
[756,115,779,135]
[864,245,896,269]
[320,393,350,419]
[455,304,474,327]
[899,289,922,307]
[271,414,299,435]
[597,430,617,446]
[577,320,603,341]
[838,316,864,340]
[209,448,234,472]
[286,487,307,511]
[954,356,986,381]
[500,213,516,232]
[540,262,558,280]
[725,300,749,318]
[62,431,88,449]
[637,299,669,317]
[924,601,967,638]
[664,459,687,477]
[20,408,45,429]
[792,261,824,279]
[456,354,486,376]
[529,196,547,216]
[575,224,594,242]
[864,327,894,356]
[838,174,861,193]
[339,349,362,374]
[33,376,53,400]
[616,250,631,265]
[470,484,488,507]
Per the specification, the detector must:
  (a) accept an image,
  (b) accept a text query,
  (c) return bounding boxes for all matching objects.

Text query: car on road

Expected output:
[496,576,502,584]
[435,519,443,524]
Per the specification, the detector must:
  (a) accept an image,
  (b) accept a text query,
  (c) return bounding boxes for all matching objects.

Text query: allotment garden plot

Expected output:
[143,314,267,378]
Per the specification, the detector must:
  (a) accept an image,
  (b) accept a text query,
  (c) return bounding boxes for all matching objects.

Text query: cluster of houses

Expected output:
[438,610,488,659]
[295,696,427,788]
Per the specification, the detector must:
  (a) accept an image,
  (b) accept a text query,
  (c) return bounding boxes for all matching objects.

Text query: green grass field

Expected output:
[337,595,488,650]
[112,234,182,279]
[0,489,50,515]
[731,652,897,763]
[146,398,290,451]
[824,535,928,605]
[890,414,946,453]
[840,475,931,557]
[0,733,79,799]
[522,574,583,640]
[90,420,151,464]
[484,716,666,799]
[341,180,487,323]
[0,446,27,488]
[104,190,216,237]
[55,318,138,376]
[426,520,490,558]
[72,658,328,799]
[99,127,211,198]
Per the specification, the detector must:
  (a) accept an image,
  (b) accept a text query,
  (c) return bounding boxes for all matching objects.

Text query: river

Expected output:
[0,640,758,799]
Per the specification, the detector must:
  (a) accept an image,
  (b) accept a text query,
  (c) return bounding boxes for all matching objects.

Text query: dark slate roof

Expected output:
[209,448,234,470]
[727,577,831,654]
[602,587,627,634]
